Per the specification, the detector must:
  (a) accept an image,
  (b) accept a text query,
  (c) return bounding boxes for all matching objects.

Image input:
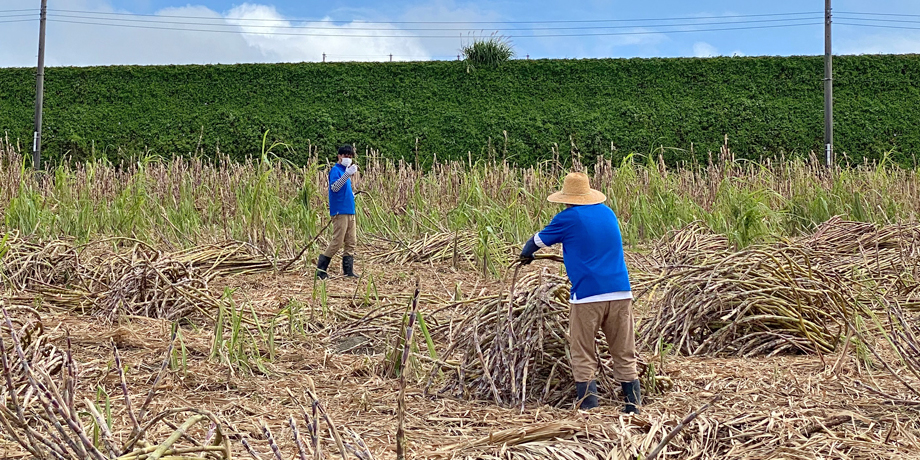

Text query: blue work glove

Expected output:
[519,236,539,265]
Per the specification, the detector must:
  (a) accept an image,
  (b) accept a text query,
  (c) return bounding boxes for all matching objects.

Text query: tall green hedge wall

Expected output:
[1,55,918,166]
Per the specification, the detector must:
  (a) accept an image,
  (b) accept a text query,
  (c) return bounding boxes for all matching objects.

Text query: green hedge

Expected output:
[1,55,918,166]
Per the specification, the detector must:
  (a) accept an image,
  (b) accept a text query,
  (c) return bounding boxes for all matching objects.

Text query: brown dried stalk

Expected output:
[396,275,420,460]
[646,395,721,460]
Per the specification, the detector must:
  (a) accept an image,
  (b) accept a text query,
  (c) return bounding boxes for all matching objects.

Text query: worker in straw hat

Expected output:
[519,171,641,413]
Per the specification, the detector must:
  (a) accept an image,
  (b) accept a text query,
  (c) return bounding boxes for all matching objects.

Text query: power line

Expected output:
[47,18,823,38]
[47,8,823,24]
[837,11,920,18]
[14,8,920,25]
[836,15,920,25]
[0,18,36,24]
[837,22,920,31]
[0,13,38,18]
[45,12,824,31]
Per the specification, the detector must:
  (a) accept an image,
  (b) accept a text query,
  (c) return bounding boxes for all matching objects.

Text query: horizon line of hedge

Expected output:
[1,54,919,167]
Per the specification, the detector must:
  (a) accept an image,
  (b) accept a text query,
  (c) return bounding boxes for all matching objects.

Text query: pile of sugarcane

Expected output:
[0,304,62,397]
[371,230,514,268]
[172,241,280,275]
[24,242,235,321]
[792,217,920,308]
[795,216,920,254]
[1,234,278,320]
[89,244,223,321]
[0,232,79,290]
[650,222,731,267]
[884,300,920,392]
[638,246,848,356]
[438,270,632,407]
[638,218,920,357]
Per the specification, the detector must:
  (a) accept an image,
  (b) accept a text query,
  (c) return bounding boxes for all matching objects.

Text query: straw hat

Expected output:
[547,172,606,205]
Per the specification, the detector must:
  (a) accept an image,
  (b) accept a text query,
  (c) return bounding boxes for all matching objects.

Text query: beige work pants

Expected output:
[322,214,357,258]
[569,299,638,383]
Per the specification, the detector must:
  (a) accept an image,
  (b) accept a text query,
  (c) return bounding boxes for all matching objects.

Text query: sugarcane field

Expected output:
[1,133,919,460]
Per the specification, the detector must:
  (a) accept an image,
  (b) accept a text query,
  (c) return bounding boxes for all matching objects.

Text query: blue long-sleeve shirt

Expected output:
[328,163,355,216]
[534,203,631,301]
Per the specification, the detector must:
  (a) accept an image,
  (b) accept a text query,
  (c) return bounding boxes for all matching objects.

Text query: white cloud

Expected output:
[693,41,719,57]
[0,0,498,66]
[398,0,505,60]
[221,3,430,62]
[2,1,263,66]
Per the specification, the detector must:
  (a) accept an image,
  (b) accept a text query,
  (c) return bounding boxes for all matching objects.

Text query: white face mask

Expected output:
[340,157,352,167]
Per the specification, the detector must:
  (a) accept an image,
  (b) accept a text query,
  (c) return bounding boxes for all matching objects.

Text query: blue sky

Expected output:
[2,0,920,66]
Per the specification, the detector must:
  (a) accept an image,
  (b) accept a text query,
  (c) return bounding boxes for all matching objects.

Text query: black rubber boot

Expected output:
[575,381,599,410]
[621,379,642,414]
[342,255,359,278]
[315,254,331,280]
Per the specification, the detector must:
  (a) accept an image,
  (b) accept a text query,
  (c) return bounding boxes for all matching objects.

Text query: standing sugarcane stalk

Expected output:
[284,388,317,460]
[309,401,321,460]
[113,342,142,437]
[289,414,312,460]
[292,382,347,460]
[397,276,421,460]
[261,420,284,460]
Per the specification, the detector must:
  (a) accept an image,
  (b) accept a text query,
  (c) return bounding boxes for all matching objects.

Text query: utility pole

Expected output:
[824,0,834,168]
[32,0,48,170]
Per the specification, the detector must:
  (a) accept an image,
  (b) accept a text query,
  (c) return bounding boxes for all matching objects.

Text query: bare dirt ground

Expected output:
[3,249,920,460]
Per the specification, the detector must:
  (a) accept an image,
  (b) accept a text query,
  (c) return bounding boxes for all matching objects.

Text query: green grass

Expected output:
[461,35,515,69]
[1,139,919,257]
[209,289,273,375]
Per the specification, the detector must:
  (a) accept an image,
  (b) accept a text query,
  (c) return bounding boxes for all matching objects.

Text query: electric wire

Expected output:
[835,15,920,25]
[46,18,823,38]
[44,12,824,31]
[46,9,824,24]
[6,8,919,44]
[837,11,920,18]
[837,22,920,31]
[7,9,920,26]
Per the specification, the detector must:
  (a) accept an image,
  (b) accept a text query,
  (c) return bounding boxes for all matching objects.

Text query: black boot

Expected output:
[621,379,641,414]
[575,381,599,410]
[315,254,331,280]
[342,255,359,278]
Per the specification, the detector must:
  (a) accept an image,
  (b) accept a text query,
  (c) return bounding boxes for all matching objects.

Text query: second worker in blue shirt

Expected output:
[520,171,641,413]
[316,145,360,280]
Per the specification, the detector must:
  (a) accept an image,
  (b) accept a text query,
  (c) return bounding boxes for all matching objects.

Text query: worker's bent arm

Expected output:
[330,170,354,192]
